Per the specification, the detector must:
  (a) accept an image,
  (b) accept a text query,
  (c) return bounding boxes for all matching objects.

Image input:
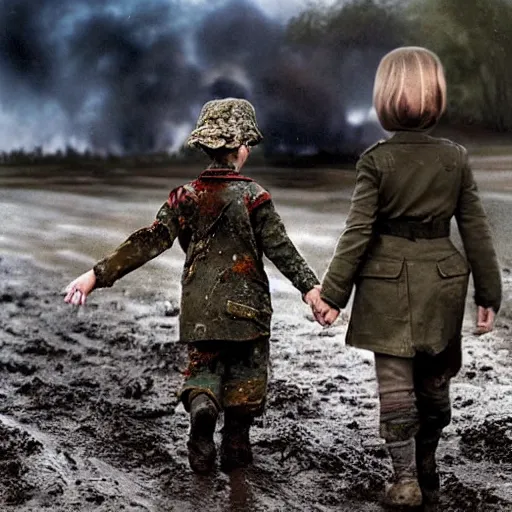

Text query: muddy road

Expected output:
[0,158,512,511]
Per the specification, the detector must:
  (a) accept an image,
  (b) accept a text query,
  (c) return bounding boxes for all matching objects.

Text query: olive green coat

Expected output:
[321,131,502,357]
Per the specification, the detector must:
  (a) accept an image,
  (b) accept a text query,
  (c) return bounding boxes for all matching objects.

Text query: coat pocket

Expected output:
[227,300,262,320]
[359,258,404,279]
[352,258,407,329]
[226,300,271,331]
[433,253,470,344]
[436,253,470,278]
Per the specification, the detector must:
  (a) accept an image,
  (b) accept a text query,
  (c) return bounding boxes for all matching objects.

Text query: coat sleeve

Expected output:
[93,200,179,289]
[321,154,380,309]
[455,149,502,312]
[251,197,319,295]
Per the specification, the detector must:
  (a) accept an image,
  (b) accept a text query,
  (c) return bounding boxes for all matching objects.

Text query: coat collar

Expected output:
[198,168,253,181]
[388,130,437,144]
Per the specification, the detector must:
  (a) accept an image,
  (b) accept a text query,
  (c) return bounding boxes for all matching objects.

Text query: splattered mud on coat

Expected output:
[93,168,319,342]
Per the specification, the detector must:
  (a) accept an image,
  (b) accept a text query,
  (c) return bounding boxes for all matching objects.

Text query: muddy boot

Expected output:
[384,439,423,508]
[187,394,218,474]
[416,431,441,505]
[220,412,253,472]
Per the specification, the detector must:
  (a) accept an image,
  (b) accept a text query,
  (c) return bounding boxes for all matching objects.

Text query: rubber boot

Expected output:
[220,412,253,472]
[416,430,441,505]
[187,394,218,474]
[384,439,423,508]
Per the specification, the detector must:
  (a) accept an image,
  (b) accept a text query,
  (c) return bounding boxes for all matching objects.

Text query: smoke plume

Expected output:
[0,0,384,155]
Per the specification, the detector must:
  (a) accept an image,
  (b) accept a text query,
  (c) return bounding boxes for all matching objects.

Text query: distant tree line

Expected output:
[0,145,207,167]
[287,0,512,132]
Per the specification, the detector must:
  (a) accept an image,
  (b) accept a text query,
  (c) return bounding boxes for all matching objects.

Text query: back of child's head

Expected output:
[187,98,263,155]
[373,47,446,132]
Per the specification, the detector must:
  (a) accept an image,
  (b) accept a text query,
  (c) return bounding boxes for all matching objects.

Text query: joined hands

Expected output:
[304,285,340,326]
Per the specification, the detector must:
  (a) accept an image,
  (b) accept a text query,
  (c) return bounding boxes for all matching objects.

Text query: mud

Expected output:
[1,159,512,511]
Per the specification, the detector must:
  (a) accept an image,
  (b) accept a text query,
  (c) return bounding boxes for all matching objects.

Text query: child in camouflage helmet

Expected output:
[64,98,326,474]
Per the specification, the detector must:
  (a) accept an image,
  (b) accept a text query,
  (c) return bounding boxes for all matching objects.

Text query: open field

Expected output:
[1,156,512,511]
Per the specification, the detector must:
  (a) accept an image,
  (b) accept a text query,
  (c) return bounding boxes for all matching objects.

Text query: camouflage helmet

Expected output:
[187,98,263,150]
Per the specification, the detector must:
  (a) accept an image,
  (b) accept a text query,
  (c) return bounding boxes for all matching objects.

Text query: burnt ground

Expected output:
[1,161,512,511]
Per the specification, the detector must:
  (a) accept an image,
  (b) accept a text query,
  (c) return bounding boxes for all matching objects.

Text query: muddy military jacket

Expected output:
[321,131,502,357]
[93,168,319,342]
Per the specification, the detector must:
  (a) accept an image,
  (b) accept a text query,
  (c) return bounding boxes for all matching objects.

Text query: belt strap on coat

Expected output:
[376,218,450,241]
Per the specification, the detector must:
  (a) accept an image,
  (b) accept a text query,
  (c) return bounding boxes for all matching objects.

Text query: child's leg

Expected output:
[220,337,269,472]
[413,342,459,504]
[375,354,423,507]
[179,342,224,474]
[413,376,450,504]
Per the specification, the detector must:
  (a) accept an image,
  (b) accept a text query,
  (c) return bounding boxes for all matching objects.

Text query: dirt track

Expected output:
[0,161,512,511]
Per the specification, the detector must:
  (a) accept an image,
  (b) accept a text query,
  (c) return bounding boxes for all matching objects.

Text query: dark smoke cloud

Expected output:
[194,1,343,153]
[67,7,200,152]
[0,3,51,88]
[0,0,384,155]
[195,0,384,154]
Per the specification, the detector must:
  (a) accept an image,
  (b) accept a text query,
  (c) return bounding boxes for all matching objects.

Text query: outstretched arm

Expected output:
[92,218,176,288]
[64,201,179,305]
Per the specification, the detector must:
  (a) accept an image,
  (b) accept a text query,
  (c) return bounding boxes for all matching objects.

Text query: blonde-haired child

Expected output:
[315,47,501,507]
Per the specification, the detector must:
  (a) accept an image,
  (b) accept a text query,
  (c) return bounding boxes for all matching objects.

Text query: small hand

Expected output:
[304,286,327,325]
[64,269,96,306]
[475,306,495,335]
[304,286,340,326]
[323,306,340,326]
[303,285,321,306]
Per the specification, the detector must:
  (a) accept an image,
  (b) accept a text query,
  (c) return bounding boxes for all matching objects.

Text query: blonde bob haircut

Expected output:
[373,47,447,131]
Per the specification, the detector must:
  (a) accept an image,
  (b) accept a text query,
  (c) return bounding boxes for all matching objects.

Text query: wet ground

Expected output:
[1,156,512,511]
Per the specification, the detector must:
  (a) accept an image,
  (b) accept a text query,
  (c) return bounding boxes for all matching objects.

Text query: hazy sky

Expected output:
[0,0,375,155]
[189,0,338,20]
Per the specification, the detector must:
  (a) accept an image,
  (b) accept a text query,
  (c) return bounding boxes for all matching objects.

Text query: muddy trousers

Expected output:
[180,338,269,471]
[375,344,459,489]
[179,337,270,416]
